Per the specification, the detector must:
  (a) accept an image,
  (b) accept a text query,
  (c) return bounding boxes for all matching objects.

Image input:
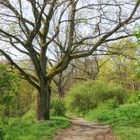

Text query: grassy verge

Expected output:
[0,116,70,140]
[85,103,140,140]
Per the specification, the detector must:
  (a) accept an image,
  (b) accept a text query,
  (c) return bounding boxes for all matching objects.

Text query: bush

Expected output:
[85,99,119,122]
[51,98,66,116]
[66,80,126,114]
[22,110,36,120]
[98,99,119,110]
[0,118,8,140]
[127,91,140,104]
[85,103,140,125]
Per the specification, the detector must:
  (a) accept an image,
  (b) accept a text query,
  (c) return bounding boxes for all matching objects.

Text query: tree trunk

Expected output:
[36,80,51,120]
[58,86,64,98]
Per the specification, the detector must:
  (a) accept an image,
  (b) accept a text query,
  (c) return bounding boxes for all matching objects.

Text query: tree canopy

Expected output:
[0,0,140,120]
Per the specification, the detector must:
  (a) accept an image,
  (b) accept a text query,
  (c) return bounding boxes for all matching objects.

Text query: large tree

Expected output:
[0,0,140,120]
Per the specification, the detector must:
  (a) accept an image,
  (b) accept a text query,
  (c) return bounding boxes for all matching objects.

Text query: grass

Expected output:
[114,126,140,140]
[85,103,140,140]
[0,116,70,140]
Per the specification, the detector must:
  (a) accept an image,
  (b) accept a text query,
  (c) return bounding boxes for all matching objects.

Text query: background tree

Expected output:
[135,26,140,77]
[0,64,19,117]
[53,57,98,98]
[99,39,139,90]
[72,57,99,81]
[53,65,74,98]
[0,0,140,120]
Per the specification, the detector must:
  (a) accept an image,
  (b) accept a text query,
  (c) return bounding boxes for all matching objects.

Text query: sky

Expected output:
[0,0,140,63]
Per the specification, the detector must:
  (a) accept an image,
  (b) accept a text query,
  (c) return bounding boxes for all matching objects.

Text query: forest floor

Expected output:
[53,117,118,140]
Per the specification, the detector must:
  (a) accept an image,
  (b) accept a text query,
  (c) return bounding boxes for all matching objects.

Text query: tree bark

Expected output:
[58,86,64,98]
[36,80,51,120]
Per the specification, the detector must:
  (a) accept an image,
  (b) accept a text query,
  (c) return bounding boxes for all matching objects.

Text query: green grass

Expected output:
[114,126,140,140]
[0,116,70,140]
[85,103,140,140]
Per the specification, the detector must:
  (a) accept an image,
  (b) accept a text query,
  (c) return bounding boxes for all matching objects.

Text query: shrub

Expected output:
[127,90,140,103]
[85,103,140,125]
[98,99,119,110]
[0,117,8,140]
[22,110,36,120]
[85,99,119,122]
[50,98,66,116]
[66,80,126,114]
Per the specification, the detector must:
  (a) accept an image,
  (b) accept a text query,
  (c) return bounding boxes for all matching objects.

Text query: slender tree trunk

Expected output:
[58,86,64,98]
[36,80,51,120]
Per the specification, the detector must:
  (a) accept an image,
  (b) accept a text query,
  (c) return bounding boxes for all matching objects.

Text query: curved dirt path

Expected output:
[53,117,118,140]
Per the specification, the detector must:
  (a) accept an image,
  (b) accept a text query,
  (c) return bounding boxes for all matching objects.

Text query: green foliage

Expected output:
[85,103,140,140]
[22,103,66,121]
[98,99,119,110]
[50,98,66,116]
[0,65,20,117]
[134,26,140,41]
[86,104,140,124]
[0,117,8,140]
[114,126,140,140]
[15,80,36,117]
[135,26,140,79]
[0,116,70,140]
[0,64,36,117]
[136,0,140,4]
[22,110,36,121]
[0,65,19,93]
[127,91,140,103]
[99,39,138,90]
[66,80,126,114]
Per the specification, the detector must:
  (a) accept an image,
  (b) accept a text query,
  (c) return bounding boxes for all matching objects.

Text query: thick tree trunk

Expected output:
[36,80,51,120]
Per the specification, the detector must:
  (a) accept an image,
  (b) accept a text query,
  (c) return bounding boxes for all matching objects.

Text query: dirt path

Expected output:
[53,117,118,140]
